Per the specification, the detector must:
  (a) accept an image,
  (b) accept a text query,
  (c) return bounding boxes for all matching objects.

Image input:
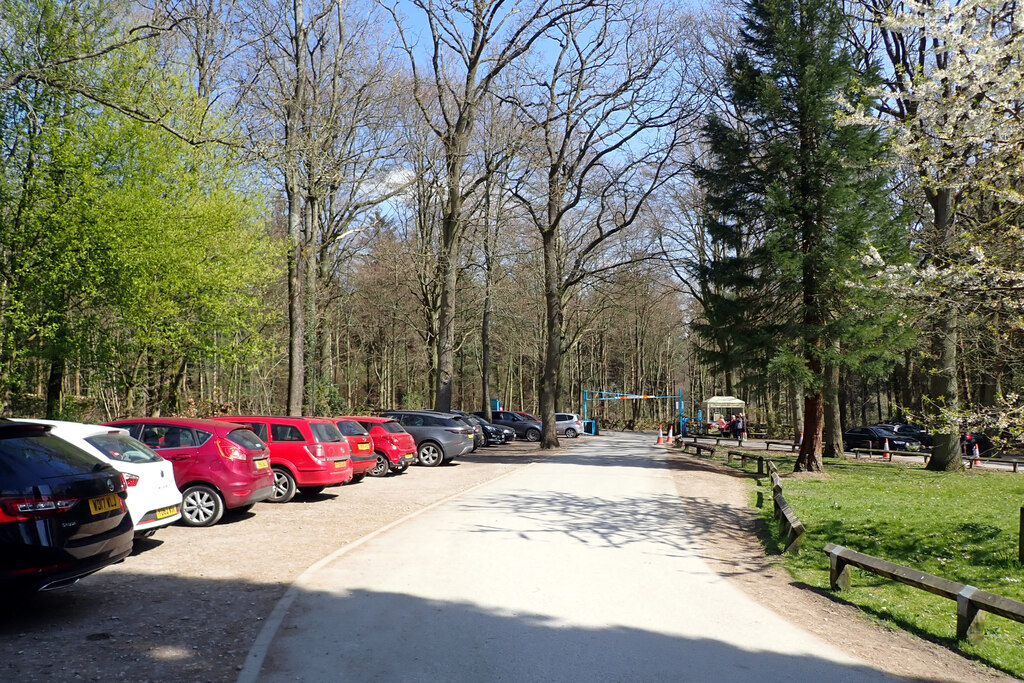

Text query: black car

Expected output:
[462,413,510,446]
[879,422,934,447]
[842,425,922,452]
[474,410,542,442]
[1,420,134,592]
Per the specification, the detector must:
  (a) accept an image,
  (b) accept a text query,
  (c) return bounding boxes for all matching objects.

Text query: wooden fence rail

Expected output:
[823,543,1024,643]
[726,450,764,475]
[766,460,804,554]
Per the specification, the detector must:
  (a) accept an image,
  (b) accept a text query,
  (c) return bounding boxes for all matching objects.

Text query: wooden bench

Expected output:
[726,450,764,475]
[851,447,929,462]
[967,456,1024,472]
[747,429,767,439]
[765,440,799,452]
[682,442,716,458]
[823,543,1024,643]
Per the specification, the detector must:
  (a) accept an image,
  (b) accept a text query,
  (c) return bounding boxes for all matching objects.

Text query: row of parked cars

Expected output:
[1,407,579,593]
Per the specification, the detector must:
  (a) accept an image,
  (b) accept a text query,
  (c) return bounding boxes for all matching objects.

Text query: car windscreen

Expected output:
[85,433,163,464]
[226,428,267,451]
[310,422,344,442]
[336,420,369,436]
[0,425,106,482]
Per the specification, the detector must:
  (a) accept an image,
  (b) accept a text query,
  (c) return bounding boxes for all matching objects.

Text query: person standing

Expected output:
[734,413,746,440]
[717,415,727,435]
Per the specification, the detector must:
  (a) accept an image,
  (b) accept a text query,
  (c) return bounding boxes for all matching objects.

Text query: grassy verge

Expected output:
[728,452,1024,678]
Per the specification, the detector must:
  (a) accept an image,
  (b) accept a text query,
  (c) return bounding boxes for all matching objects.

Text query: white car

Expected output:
[555,413,584,438]
[14,419,183,536]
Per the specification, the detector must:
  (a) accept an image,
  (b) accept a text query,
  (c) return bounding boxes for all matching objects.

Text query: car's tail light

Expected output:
[446,428,469,434]
[215,438,248,461]
[304,443,325,462]
[0,495,78,522]
[123,473,140,487]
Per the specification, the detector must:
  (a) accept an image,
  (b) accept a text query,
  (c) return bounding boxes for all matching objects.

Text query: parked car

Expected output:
[477,410,542,442]
[962,432,997,457]
[842,425,921,452]
[555,413,584,438]
[350,416,416,475]
[441,410,484,450]
[342,416,417,476]
[379,410,474,466]
[1,419,134,591]
[209,416,352,503]
[331,418,378,483]
[878,422,934,447]
[461,413,509,445]
[14,419,182,537]
[106,417,274,526]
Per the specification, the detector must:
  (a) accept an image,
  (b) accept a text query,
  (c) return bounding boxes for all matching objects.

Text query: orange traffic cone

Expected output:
[666,425,673,445]
[656,426,665,445]
[883,437,890,460]
[973,442,981,466]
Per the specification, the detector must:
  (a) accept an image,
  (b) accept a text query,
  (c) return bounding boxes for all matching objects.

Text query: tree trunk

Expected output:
[539,228,562,449]
[823,347,843,458]
[45,356,64,419]
[285,0,307,417]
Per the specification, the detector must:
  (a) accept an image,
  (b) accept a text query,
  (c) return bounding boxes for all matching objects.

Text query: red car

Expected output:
[209,416,352,503]
[331,418,378,483]
[341,416,416,477]
[105,417,274,527]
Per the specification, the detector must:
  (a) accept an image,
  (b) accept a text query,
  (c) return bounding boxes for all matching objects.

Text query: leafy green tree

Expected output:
[694,0,906,471]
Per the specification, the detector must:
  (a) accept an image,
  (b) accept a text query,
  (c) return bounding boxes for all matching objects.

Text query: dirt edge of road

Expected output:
[665,449,1013,682]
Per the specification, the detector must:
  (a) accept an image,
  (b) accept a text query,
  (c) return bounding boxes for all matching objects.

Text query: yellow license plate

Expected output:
[255,459,269,469]
[155,505,179,519]
[358,443,370,450]
[334,460,347,468]
[89,494,120,515]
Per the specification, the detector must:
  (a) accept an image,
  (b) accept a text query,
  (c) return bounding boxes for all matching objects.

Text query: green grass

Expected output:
[735,454,1024,678]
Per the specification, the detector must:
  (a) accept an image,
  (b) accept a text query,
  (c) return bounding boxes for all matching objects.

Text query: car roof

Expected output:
[108,416,243,430]
[212,415,334,424]
[337,415,396,423]
[11,418,128,438]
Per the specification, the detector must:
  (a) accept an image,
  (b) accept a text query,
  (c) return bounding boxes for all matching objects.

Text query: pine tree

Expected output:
[694,0,905,471]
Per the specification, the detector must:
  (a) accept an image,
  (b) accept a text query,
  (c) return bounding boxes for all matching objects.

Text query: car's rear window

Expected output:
[239,422,268,440]
[226,428,266,451]
[424,415,457,427]
[556,414,573,421]
[0,426,105,481]
[310,422,343,442]
[336,420,369,436]
[85,433,163,464]
[378,421,407,434]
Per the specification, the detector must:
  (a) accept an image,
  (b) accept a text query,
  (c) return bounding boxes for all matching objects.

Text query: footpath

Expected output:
[239,432,901,682]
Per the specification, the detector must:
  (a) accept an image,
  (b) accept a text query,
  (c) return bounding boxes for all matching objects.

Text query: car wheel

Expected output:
[180,485,224,527]
[299,486,325,496]
[526,428,541,442]
[271,466,297,503]
[392,462,408,474]
[418,442,444,467]
[565,428,578,439]
[349,473,366,484]
[369,453,389,477]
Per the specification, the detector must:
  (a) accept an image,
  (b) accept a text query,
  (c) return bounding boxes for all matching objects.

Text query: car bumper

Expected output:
[293,460,353,487]
[350,455,377,475]
[1,514,134,591]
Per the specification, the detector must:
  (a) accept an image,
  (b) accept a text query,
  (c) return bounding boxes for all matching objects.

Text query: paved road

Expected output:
[240,432,900,682]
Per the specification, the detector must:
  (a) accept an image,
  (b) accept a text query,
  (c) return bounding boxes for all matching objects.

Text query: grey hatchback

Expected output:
[380,410,475,466]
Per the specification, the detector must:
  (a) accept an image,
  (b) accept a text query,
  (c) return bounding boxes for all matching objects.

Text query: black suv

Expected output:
[1,420,134,591]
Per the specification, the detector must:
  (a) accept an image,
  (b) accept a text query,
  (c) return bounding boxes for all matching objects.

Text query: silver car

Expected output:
[380,410,475,466]
[555,413,584,438]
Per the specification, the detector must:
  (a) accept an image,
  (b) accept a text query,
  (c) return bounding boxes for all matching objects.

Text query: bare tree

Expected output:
[501,2,702,446]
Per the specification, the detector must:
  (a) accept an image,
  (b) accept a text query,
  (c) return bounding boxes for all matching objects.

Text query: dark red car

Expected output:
[340,416,416,477]
[209,416,352,502]
[105,417,274,527]
[331,418,377,483]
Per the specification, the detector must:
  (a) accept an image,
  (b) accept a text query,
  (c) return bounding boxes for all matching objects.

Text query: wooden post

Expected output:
[957,585,985,643]
[1019,507,1023,565]
[757,456,764,476]
[827,545,850,590]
